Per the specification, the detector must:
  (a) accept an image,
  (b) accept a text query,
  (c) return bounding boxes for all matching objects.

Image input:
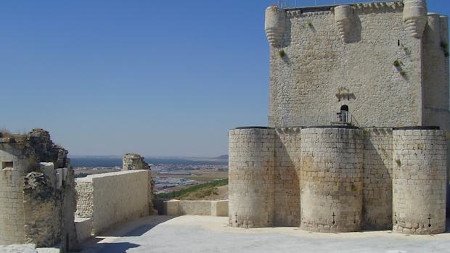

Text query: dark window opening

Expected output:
[2,161,13,169]
[337,105,350,123]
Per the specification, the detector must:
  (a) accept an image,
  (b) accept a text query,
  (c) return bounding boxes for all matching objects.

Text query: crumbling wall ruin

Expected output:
[0,129,78,251]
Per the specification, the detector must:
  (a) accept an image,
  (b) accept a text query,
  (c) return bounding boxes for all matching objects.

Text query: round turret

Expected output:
[403,0,428,38]
[300,127,364,233]
[228,127,275,228]
[334,5,354,43]
[265,6,286,48]
[392,128,447,234]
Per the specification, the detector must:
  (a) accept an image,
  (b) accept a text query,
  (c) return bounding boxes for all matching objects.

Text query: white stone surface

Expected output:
[75,170,151,235]
[78,216,450,253]
[75,218,93,243]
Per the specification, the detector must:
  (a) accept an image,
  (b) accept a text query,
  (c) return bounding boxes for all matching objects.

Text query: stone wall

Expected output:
[0,154,27,245]
[75,170,151,235]
[362,128,393,230]
[122,153,150,171]
[164,200,228,217]
[300,127,364,232]
[228,128,275,228]
[274,127,301,226]
[122,153,155,214]
[392,128,447,234]
[228,125,448,233]
[0,129,77,250]
[268,3,432,129]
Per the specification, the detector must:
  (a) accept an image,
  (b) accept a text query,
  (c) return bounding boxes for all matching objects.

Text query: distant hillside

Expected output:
[215,155,228,160]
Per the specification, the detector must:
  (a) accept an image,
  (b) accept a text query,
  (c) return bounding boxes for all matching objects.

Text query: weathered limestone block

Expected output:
[75,171,151,235]
[392,128,447,235]
[122,153,150,171]
[362,128,393,230]
[23,172,61,247]
[300,127,364,233]
[274,127,301,227]
[75,218,92,243]
[228,127,275,228]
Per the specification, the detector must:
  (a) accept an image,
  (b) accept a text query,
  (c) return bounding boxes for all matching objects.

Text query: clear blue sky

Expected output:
[0,0,448,157]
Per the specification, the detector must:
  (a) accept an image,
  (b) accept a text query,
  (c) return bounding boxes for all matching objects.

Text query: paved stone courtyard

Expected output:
[78,216,450,253]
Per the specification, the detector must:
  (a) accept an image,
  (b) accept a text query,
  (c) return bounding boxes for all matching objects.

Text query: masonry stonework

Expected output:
[0,129,78,251]
[274,128,301,226]
[229,0,449,235]
[362,128,393,230]
[228,128,275,228]
[75,170,152,235]
[392,128,447,234]
[300,127,364,232]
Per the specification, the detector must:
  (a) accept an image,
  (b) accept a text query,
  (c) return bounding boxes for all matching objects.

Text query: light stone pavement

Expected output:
[78,216,450,253]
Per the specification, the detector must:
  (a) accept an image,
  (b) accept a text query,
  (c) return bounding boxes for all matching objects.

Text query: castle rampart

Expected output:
[229,125,447,234]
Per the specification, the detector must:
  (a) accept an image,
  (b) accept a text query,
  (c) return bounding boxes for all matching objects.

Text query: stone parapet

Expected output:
[75,170,151,235]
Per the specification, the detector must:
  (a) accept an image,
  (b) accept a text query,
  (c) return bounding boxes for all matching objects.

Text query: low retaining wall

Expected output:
[75,171,151,235]
[164,200,228,217]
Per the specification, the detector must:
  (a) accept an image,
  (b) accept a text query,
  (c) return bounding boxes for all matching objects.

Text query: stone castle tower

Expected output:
[229,0,449,234]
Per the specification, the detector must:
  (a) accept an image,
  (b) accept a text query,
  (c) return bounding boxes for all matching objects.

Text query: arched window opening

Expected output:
[338,105,350,123]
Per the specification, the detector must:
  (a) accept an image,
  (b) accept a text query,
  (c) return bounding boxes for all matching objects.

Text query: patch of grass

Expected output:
[278,50,286,58]
[156,178,228,201]
[396,159,402,167]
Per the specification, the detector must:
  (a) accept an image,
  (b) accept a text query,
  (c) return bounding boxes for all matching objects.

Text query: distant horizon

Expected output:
[68,154,228,159]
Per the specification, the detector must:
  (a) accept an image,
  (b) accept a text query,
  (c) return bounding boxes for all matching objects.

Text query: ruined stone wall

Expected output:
[300,127,364,232]
[0,129,77,249]
[22,171,61,247]
[122,153,150,171]
[75,170,151,235]
[362,128,393,230]
[122,153,154,214]
[392,129,447,234]
[268,2,423,128]
[273,127,301,226]
[0,150,28,245]
[228,128,275,228]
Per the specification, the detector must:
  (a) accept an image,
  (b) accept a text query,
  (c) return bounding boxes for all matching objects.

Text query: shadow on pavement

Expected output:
[93,242,139,253]
[126,216,175,236]
[99,215,176,237]
[76,216,176,252]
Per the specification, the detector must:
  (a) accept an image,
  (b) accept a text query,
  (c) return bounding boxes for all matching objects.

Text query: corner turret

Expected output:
[334,5,355,43]
[403,0,428,38]
[265,6,286,47]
